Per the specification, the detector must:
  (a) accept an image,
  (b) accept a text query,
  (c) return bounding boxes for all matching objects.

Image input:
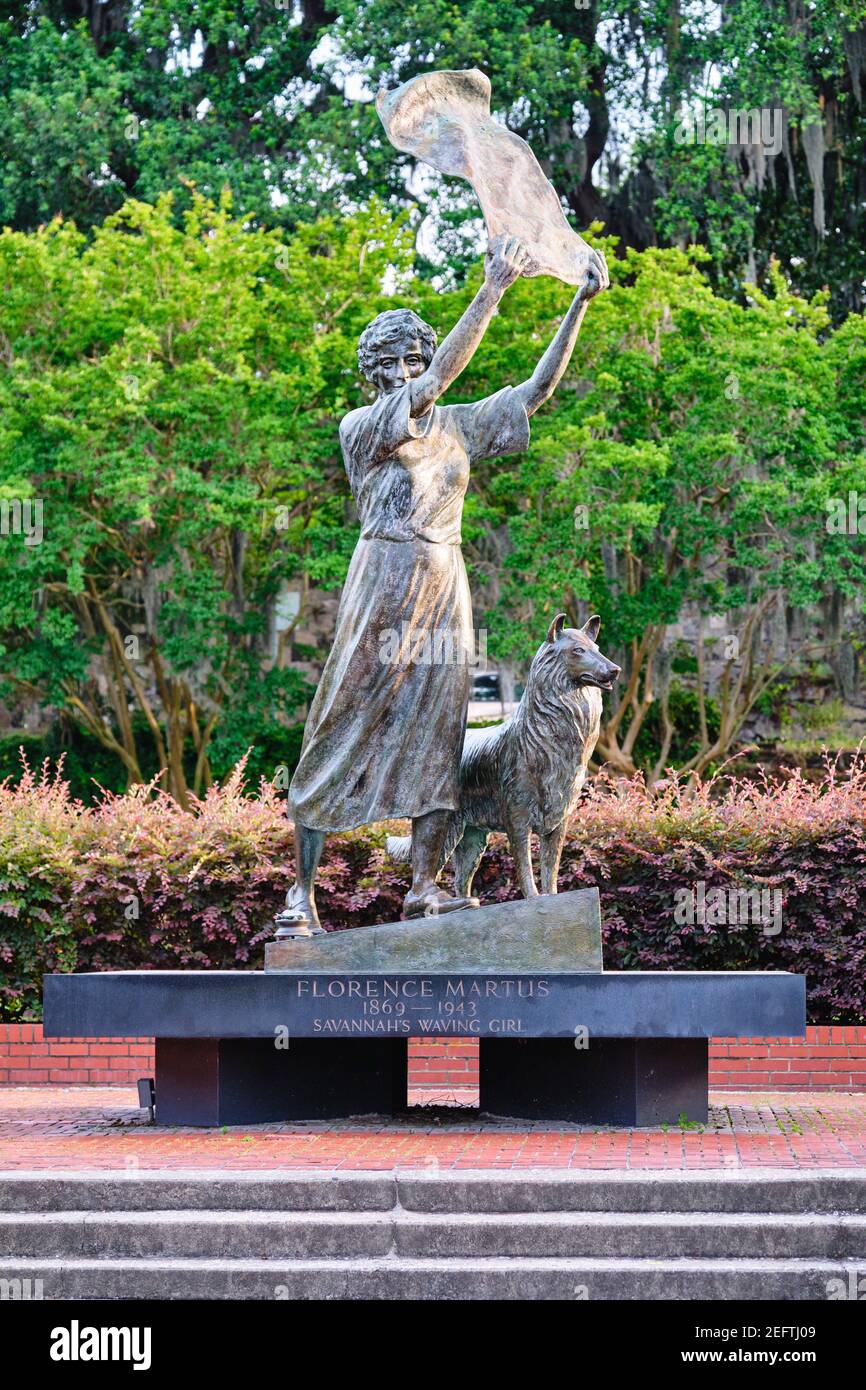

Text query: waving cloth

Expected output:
[377,68,595,286]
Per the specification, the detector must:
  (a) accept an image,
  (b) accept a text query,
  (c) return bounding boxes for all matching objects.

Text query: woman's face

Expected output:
[371,336,427,394]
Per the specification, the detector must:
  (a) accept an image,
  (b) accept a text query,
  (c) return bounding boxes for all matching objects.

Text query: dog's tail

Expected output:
[386,820,464,871]
[386,834,412,863]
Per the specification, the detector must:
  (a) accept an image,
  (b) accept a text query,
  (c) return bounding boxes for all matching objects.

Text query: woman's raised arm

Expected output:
[409,236,530,417]
[514,248,609,418]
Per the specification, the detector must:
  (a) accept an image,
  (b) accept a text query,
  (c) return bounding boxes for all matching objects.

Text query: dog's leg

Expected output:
[451,825,490,899]
[507,822,538,898]
[539,821,568,895]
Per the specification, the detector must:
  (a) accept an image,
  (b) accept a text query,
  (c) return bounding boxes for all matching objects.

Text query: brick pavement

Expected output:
[1,1086,865,1171]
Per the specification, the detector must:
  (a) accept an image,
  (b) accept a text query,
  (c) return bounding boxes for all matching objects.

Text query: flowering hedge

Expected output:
[1,754,865,1022]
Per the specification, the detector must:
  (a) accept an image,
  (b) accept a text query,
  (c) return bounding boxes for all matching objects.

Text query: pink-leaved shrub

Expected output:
[1,751,865,1022]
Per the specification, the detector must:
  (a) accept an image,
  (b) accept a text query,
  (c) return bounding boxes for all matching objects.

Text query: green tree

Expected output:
[2,200,865,793]
[0,1,354,233]
[432,234,866,775]
[336,1,866,315]
[3,4,865,316]
[0,193,414,802]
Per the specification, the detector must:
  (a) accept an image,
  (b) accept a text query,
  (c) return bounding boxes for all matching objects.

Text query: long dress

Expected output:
[289,381,530,832]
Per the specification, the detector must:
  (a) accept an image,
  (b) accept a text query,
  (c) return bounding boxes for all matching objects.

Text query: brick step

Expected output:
[4,1169,866,1214]
[2,1209,866,1261]
[1,1254,862,1300]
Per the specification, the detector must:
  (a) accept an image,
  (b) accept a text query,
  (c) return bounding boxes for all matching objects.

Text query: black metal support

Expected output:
[479,1037,709,1125]
[154,1037,408,1126]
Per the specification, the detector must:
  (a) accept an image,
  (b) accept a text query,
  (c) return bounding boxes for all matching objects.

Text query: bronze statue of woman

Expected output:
[278,235,608,932]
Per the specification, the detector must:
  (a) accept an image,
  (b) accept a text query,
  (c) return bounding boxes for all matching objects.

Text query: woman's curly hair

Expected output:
[357,309,437,381]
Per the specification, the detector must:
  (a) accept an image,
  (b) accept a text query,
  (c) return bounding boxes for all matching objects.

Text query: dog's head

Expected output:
[545,613,621,693]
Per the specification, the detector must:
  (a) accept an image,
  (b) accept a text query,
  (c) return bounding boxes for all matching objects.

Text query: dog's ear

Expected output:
[581,614,601,641]
[546,612,567,644]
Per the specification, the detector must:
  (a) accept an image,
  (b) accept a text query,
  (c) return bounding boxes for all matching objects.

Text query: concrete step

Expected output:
[0,1211,393,1259]
[3,1170,863,1299]
[394,1211,866,1260]
[4,1168,866,1214]
[396,1170,866,1214]
[2,1209,865,1260]
[1,1255,862,1301]
[0,1172,393,1214]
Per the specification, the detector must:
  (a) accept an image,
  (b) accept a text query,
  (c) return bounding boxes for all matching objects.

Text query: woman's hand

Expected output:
[579,248,610,302]
[484,234,531,294]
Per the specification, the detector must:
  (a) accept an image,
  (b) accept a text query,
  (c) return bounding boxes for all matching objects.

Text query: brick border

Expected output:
[0,1026,154,1086]
[2,1026,865,1091]
[408,1037,479,1088]
[709,1028,866,1091]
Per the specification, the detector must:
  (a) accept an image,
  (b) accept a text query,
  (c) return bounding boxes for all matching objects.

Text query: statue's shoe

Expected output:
[401,889,480,919]
[274,885,324,936]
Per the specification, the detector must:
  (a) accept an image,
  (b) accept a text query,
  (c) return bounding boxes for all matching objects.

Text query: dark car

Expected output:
[472,673,501,702]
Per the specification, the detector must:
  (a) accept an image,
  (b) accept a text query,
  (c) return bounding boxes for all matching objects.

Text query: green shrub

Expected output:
[2,753,865,1023]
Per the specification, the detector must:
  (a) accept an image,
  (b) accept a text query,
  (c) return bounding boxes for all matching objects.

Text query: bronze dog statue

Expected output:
[388,613,620,902]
